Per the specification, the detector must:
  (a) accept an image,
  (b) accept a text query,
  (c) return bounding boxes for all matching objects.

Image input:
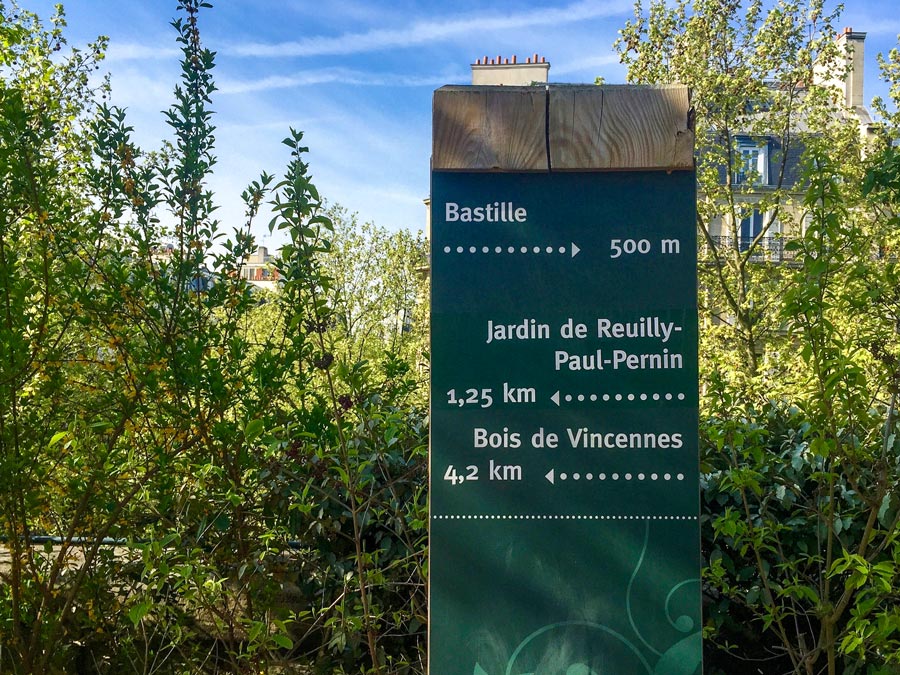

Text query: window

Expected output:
[732,138,769,185]
[739,209,764,250]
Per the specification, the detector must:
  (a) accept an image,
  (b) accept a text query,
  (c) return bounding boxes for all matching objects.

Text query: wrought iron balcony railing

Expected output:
[701,236,797,263]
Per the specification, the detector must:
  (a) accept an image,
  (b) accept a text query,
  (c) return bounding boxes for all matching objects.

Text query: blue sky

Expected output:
[20,0,900,245]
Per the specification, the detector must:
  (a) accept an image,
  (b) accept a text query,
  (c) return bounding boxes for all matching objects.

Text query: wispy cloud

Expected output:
[551,54,621,77]
[103,1,631,63]
[106,43,180,62]
[284,0,406,25]
[854,21,900,37]
[229,0,632,58]
[217,68,468,94]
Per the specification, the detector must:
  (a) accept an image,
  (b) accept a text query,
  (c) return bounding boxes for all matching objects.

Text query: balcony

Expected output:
[701,236,797,263]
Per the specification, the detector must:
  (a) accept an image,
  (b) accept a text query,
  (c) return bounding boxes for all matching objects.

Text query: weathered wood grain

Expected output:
[433,84,693,172]
[549,85,693,170]
[432,86,546,171]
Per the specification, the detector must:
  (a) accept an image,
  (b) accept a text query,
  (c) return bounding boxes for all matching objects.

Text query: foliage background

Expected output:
[2,0,900,674]
[617,1,900,673]
[0,2,428,673]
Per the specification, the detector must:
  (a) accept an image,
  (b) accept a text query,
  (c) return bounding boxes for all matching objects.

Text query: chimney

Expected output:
[837,27,866,108]
[471,53,550,85]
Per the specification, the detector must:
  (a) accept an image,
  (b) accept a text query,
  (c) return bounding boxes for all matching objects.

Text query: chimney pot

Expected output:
[533,52,539,63]
[541,56,546,63]
[512,55,517,64]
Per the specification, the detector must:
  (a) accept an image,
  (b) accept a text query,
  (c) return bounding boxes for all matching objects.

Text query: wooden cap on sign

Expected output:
[432,84,693,172]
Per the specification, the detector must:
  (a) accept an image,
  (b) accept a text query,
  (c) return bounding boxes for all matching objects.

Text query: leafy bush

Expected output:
[0,2,428,673]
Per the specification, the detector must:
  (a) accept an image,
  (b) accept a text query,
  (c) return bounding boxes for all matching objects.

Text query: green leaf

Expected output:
[877,492,895,527]
[244,418,264,443]
[127,599,152,627]
[272,633,293,650]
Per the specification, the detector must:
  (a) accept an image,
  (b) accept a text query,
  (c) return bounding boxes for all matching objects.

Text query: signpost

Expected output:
[429,86,701,675]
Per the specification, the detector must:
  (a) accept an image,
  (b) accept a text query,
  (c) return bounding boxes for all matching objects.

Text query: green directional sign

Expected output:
[429,170,701,675]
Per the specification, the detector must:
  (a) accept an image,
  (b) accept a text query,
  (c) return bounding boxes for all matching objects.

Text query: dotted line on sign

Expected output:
[443,245,569,255]
[556,472,686,482]
[432,515,698,521]
[563,392,687,403]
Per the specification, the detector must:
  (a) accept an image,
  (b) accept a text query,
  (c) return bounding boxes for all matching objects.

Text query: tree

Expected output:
[616,0,849,380]
[318,203,428,374]
[0,3,118,671]
[617,2,900,674]
[0,2,430,672]
[702,139,900,675]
